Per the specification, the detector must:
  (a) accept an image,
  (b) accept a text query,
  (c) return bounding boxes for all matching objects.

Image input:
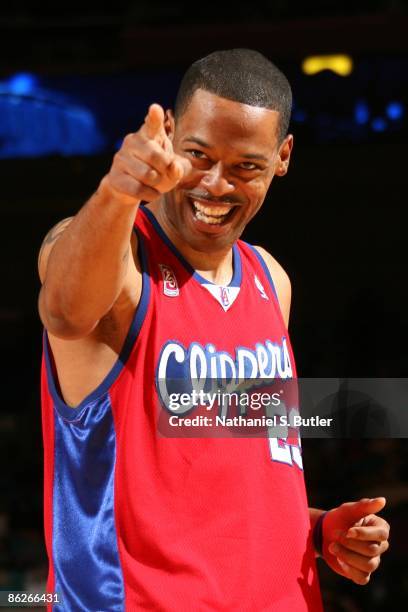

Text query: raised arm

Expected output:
[38,104,188,339]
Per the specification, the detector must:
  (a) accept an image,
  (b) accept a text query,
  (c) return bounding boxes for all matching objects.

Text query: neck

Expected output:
[146,201,234,286]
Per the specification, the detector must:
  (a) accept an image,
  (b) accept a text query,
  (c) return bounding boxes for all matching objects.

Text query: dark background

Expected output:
[1,2,408,610]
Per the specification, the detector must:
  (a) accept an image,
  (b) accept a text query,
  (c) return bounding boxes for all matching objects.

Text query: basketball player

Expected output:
[38,50,389,610]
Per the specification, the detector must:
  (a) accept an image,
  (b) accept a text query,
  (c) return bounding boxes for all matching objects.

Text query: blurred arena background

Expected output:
[0,2,407,610]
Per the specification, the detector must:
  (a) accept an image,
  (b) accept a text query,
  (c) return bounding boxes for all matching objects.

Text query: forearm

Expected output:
[40,177,139,337]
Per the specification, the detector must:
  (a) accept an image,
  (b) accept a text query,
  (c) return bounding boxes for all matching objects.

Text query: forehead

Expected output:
[175,89,281,153]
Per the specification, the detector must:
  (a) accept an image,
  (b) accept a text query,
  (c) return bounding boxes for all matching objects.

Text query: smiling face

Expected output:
[157,88,293,254]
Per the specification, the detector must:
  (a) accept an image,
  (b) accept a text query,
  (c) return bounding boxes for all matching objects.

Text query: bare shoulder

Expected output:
[253,245,292,327]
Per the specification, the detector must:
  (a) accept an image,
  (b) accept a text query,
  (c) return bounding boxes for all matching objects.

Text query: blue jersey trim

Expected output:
[142,206,242,288]
[245,243,279,302]
[44,230,150,420]
[52,393,125,611]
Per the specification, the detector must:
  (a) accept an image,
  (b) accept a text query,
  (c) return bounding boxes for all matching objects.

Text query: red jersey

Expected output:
[41,206,323,611]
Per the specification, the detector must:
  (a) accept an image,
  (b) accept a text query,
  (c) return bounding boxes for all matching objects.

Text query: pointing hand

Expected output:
[103,103,191,205]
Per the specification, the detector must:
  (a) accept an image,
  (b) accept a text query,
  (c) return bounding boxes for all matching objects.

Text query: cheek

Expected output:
[246,179,270,213]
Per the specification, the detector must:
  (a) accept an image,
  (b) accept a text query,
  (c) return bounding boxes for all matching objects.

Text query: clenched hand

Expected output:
[322,497,390,585]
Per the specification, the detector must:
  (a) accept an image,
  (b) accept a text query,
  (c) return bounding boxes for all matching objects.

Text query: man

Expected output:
[38,49,389,611]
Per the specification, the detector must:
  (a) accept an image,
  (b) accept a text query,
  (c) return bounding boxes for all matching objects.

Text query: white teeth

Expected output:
[195,210,224,224]
[192,200,233,225]
[193,201,233,217]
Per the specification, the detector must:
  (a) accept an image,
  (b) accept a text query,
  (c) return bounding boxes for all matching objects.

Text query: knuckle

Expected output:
[123,133,134,147]
[355,574,370,586]
[144,168,160,185]
[127,131,146,149]
[367,557,380,571]
[149,148,170,170]
[113,152,124,167]
[369,542,380,553]
[379,528,388,540]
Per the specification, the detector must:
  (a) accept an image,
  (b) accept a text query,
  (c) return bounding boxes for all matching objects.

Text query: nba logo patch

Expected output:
[159,264,179,297]
[254,275,269,300]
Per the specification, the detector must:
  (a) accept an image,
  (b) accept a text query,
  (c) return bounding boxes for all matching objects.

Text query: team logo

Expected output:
[202,283,240,311]
[159,264,179,297]
[254,275,269,300]
[220,287,230,308]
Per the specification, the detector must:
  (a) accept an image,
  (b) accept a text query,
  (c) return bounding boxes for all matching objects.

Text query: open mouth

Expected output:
[188,198,237,226]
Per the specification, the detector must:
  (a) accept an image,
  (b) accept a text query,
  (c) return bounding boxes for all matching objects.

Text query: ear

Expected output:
[275,134,294,177]
[164,109,175,141]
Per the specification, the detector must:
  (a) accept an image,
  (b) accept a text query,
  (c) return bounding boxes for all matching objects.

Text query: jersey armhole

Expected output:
[245,243,279,304]
[43,230,151,420]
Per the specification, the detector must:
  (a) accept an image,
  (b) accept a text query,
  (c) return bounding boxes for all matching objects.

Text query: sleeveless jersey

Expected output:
[41,206,323,611]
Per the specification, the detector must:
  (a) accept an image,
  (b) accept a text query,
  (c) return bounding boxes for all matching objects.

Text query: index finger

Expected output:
[143,104,165,140]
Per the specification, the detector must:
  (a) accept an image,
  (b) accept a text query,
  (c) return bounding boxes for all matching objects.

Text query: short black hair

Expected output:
[174,48,292,142]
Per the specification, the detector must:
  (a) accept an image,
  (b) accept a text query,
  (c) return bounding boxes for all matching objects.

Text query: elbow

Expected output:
[38,287,98,339]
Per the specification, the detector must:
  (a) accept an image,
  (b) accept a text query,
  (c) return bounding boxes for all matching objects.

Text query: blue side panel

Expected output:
[52,394,124,611]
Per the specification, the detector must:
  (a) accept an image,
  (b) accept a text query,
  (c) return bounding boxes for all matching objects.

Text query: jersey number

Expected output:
[267,406,303,469]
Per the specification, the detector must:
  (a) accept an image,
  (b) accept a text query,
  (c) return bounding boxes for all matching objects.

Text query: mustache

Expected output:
[186,191,244,206]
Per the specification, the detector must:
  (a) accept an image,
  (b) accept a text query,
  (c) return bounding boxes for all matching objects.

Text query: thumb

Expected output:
[175,155,193,178]
[167,156,192,182]
[341,497,386,522]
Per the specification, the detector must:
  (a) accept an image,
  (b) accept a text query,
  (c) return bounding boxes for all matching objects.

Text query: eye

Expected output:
[186,149,208,160]
[238,162,259,170]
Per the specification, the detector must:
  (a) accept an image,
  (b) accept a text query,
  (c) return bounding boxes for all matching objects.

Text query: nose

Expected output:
[200,162,235,197]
